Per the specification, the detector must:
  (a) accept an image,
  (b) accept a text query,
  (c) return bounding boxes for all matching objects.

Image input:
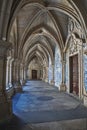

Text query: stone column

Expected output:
[20,64,22,85]
[42,66,45,81]
[12,60,16,86]
[45,66,48,82]
[19,63,25,85]
[23,64,26,85]
[0,40,12,121]
[6,56,10,90]
[14,60,22,93]
[39,67,42,80]
[6,57,14,98]
[6,56,12,89]
[24,66,27,81]
[50,64,55,85]
[42,66,44,81]
[9,58,14,87]
[22,65,26,85]
[59,59,66,91]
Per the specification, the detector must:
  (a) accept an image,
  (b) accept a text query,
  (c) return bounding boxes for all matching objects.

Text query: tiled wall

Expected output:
[84,54,87,91]
[54,46,62,87]
[48,57,53,83]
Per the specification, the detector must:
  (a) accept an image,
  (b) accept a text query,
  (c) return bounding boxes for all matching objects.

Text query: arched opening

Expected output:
[27,57,42,80]
[1,0,87,128]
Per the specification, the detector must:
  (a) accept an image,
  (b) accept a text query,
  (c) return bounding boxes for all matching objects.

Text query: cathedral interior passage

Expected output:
[0,0,87,130]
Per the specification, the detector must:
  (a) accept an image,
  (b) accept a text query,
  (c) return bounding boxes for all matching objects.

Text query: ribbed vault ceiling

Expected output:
[8,0,87,67]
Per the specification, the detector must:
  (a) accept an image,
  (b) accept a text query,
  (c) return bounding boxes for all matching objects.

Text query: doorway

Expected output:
[69,54,79,95]
[32,70,37,79]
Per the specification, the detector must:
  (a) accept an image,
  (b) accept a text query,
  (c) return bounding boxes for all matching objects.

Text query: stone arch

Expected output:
[18,25,63,59]
[7,0,87,40]
[7,2,64,49]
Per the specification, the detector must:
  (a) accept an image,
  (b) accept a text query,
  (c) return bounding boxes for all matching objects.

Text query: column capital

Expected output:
[0,40,12,58]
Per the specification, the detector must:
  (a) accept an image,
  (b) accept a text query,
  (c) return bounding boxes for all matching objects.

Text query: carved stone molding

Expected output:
[69,34,83,55]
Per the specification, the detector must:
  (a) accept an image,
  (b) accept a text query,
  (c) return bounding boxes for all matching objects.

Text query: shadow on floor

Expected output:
[0,114,32,130]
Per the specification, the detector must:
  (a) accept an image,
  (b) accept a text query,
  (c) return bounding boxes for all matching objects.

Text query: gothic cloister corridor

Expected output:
[1,0,87,129]
[1,80,87,130]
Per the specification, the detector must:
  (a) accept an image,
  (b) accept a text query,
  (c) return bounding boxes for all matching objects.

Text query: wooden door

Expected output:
[69,54,79,95]
[32,70,37,79]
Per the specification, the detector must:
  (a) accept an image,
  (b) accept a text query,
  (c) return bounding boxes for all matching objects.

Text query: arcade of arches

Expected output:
[1,0,87,122]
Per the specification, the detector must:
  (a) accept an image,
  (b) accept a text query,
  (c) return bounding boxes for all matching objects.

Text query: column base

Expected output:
[15,87,22,93]
[22,80,26,85]
[6,87,15,98]
[59,83,66,91]
[45,79,48,83]
[50,80,55,85]
[83,95,87,106]
[42,78,44,81]
[0,93,12,123]
[14,82,22,93]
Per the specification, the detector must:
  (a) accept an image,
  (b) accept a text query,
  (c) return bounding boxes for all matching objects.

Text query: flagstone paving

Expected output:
[1,80,87,130]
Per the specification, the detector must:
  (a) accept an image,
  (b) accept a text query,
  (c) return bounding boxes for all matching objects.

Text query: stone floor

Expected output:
[1,80,87,130]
